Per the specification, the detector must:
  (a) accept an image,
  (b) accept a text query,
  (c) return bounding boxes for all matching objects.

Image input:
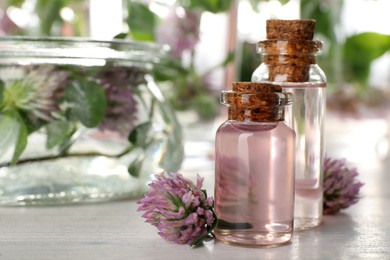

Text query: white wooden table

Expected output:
[1,116,390,259]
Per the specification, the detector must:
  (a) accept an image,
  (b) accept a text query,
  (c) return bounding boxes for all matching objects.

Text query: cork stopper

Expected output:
[221,82,292,122]
[266,19,316,40]
[260,19,321,82]
[232,81,281,93]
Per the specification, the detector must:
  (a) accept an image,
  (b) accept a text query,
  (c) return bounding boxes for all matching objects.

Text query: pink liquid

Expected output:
[214,121,295,246]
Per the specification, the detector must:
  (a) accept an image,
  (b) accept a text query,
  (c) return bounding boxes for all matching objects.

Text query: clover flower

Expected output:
[137,172,216,246]
[156,7,201,58]
[0,66,68,122]
[0,12,19,35]
[97,67,145,137]
[323,156,364,215]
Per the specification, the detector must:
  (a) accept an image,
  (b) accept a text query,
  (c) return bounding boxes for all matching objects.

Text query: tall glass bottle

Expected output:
[252,20,327,230]
[214,82,295,247]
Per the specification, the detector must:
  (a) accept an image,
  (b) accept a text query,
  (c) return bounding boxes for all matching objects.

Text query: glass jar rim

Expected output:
[0,36,169,67]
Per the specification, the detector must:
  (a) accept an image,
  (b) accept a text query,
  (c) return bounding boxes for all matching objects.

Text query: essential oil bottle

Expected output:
[252,20,327,230]
[214,82,295,247]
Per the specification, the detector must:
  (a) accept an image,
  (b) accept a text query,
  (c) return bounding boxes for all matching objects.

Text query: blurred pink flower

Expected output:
[323,156,364,214]
[0,11,19,35]
[156,7,201,58]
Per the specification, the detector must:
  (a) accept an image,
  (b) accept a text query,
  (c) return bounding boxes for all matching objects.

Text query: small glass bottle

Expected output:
[214,82,295,247]
[252,20,327,230]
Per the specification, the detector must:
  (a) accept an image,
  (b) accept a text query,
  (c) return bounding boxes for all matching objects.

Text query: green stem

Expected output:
[0,145,136,168]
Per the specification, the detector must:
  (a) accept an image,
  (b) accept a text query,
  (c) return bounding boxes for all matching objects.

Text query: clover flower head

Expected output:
[137,172,216,246]
[323,156,364,214]
[1,65,68,122]
[97,67,145,137]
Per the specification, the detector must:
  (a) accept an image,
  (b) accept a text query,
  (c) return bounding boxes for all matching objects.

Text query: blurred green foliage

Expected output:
[126,0,235,120]
[239,0,390,93]
[6,0,87,36]
[127,3,157,42]
[301,0,390,92]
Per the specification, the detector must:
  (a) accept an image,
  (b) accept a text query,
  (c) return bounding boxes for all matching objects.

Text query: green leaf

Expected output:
[300,0,341,41]
[185,0,234,13]
[239,42,259,81]
[128,121,152,147]
[7,0,25,7]
[0,110,28,164]
[279,0,290,5]
[0,113,19,157]
[128,152,145,178]
[45,121,75,149]
[344,33,390,63]
[152,58,190,82]
[127,3,157,41]
[12,112,28,164]
[57,128,77,155]
[343,32,390,86]
[192,94,219,120]
[113,33,128,40]
[0,80,4,107]
[65,80,107,128]
[35,0,66,36]
[159,135,184,173]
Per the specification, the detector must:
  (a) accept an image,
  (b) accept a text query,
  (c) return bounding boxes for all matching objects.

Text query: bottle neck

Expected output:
[225,120,280,132]
[263,54,316,65]
[262,55,315,82]
[258,40,321,82]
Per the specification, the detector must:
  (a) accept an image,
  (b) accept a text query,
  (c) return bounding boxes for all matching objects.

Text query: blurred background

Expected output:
[1,0,390,167]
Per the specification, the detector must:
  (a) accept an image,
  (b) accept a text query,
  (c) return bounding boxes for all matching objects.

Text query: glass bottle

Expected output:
[0,37,183,206]
[252,20,327,230]
[214,82,295,247]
